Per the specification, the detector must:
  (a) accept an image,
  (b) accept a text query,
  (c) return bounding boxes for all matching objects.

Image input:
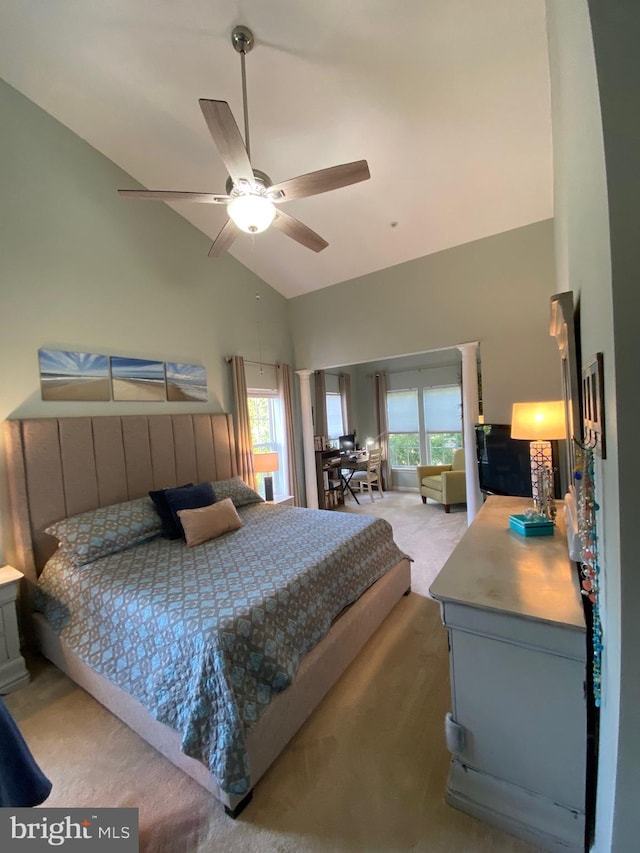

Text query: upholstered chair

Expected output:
[417,448,466,512]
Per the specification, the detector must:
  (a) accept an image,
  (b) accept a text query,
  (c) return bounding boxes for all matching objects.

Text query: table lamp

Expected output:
[253,451,279,501]
[511,401,566,517]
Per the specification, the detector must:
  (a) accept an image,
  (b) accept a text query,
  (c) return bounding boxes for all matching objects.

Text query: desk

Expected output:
[314,450,368,509]
[337,457,368,504]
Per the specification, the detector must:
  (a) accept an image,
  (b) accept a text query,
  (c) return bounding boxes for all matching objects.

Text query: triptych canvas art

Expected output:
[39,349,208,403]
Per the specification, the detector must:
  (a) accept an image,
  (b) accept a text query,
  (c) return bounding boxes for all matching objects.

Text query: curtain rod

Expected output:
[364,360,462,378]
[224,357,278,369]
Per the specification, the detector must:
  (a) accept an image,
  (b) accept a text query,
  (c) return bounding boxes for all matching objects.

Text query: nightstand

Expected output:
[267,495,295,506]
[0,565,30,694]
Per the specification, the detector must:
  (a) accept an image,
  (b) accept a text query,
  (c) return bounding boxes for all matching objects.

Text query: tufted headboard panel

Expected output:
[5,413,237,584]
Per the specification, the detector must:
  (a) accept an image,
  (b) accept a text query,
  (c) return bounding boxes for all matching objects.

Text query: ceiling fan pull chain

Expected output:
[255,291,264,375]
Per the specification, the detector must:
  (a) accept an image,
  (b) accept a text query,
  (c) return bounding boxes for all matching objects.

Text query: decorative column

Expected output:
[457,342,483,524]
[296,369,318,509]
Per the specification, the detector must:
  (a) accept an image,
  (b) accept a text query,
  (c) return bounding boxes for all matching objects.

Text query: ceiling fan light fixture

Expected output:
[227,193,276,234]
[119,24,369,257]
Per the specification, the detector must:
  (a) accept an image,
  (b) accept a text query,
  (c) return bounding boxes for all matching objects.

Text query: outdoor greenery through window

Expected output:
[387,389,421,467]
[428,432,463,465]
[247,394,285,495]
[389,433,421,466]
[424,385,462,465]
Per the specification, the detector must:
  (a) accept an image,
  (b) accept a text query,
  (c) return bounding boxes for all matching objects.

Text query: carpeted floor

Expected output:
[336,489,468,597]
[5,492,541,852]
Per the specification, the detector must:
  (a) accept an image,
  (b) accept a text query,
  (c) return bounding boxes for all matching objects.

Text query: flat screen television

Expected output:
[475,423,561,498]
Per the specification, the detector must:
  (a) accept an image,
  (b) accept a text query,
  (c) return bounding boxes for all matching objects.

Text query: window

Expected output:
[385,382,463,469]
[387,389,421,467]
[423,385,462,465]
[247,393,285,496]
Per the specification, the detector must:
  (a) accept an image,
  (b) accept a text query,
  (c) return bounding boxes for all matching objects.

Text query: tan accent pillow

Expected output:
[177,498,242,547]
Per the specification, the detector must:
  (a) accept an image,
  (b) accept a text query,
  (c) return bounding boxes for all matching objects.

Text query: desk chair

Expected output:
[350,449,384,502]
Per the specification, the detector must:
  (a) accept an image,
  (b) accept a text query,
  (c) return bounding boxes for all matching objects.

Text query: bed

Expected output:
[5,414,411,816]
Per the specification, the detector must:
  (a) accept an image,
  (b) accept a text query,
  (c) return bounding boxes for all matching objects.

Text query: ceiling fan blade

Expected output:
[269,160,370,202]
[208,218,239,258]
[118,190,230,204]
[271,210,329,253]
[199,99,254,186]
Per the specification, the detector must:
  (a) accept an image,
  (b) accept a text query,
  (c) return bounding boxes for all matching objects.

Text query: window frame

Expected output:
[423,384,463,465]
[385,382,464,468]
[325,391,344,443]
[247,390,286,496]
[386,388,421,469]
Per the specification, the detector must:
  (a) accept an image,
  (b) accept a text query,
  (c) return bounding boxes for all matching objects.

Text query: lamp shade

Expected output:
[510,401,566,440]
[228,194,276,234]
[253,451,279,474]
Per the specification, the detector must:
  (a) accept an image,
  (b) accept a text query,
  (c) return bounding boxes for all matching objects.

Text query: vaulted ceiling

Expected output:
[0,1,552,298]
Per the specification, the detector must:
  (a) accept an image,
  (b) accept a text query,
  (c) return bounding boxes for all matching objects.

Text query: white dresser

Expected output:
[430,496,586,853]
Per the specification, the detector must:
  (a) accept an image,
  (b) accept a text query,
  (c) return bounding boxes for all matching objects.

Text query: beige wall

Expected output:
[288,220,561,425]
[0,80,294,564]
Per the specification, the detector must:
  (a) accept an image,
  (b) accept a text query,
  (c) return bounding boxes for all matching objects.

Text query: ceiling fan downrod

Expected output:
[231,25,254,162]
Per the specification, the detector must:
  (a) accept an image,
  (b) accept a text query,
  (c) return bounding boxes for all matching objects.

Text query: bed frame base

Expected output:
[225,792,253,819]
[5,414,412,816]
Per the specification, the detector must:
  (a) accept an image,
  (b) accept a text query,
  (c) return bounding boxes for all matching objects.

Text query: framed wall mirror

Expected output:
[549,290,583,559]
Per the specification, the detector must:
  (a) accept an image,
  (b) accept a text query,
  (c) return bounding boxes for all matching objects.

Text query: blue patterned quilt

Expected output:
[34,504,407,795]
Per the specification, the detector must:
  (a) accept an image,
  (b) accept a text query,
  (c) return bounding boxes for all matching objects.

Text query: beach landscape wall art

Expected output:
[38,349,208,403]
[39,349,110,401]
[111,356,166,402]
[166,362,208,402]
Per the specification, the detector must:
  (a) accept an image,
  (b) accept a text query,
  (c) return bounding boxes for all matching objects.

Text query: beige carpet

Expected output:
[337,489,469,598]
[5,493,541,853]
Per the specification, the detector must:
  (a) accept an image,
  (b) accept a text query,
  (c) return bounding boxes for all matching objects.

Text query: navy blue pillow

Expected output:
[163,482,217,539]
[149,483,194,539]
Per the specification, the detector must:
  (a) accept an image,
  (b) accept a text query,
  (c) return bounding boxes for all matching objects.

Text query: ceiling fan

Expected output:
[119,25,371,258]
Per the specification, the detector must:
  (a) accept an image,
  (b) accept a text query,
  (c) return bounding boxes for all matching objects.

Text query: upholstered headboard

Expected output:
[5,414,237,584]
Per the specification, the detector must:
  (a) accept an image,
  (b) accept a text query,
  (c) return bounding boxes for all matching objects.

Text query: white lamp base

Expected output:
[529,440,553,517]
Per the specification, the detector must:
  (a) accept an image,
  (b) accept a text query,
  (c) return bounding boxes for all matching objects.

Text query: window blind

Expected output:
[387,389,419,431]
[424,386,462,432]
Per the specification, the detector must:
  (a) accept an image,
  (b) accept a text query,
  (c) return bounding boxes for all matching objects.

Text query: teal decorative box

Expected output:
[509,513,555,537]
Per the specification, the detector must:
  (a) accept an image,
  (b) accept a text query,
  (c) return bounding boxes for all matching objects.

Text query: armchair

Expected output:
[417,448,466,512]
